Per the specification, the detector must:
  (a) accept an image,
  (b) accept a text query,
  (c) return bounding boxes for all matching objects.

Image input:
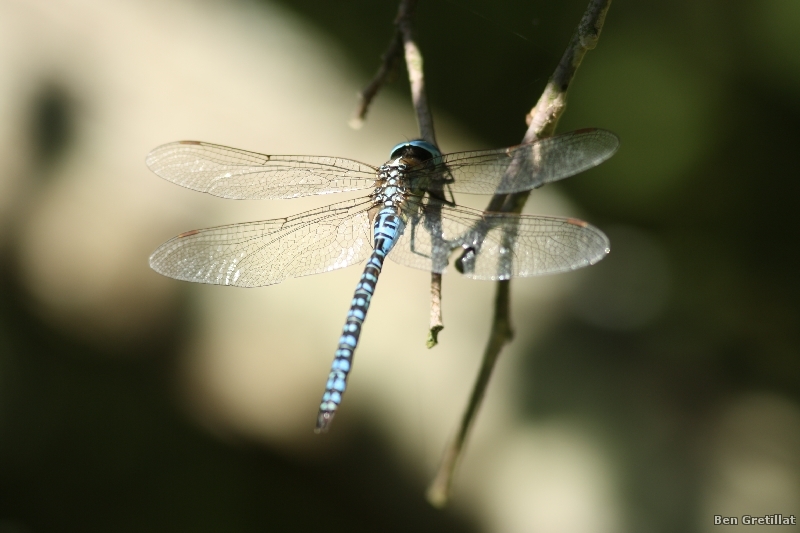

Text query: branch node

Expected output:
[426,325,444,348]
[348,116,364,130]
[580,32,599,49]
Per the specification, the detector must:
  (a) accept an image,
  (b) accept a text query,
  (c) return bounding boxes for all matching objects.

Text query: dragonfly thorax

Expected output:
[372,158,410,208]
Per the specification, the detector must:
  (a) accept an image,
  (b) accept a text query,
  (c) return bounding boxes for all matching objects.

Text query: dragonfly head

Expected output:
[389,139,442,164]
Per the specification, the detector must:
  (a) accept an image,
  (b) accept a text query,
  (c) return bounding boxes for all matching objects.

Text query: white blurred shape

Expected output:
[2,0,419,342]
[476,423,621,533]
[701,393,800,533]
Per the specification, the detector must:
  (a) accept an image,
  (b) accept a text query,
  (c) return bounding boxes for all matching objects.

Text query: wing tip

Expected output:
[145,140,204,169]
[568,218,611,267]
[572,127,621,156]
[148,243,172,277]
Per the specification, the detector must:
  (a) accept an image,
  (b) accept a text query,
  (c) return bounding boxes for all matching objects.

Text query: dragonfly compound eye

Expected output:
[389,139,442,161]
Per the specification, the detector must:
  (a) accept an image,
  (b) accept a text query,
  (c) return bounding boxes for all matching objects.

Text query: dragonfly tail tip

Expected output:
[315,410,335,433]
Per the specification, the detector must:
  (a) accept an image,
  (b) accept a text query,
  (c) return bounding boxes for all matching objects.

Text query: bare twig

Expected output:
[427,0,613,507]
[522,0,610,144]
[355,0,446,347]
[427,272,444,348]
[396,0,436,145]
[393,0,445,344]
[350,31,403,129]
[353,0,444,344]
[351,0,439,146]
[427,280,512,507]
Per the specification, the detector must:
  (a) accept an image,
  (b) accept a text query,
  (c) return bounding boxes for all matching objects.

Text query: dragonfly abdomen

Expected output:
[315,207,405,432]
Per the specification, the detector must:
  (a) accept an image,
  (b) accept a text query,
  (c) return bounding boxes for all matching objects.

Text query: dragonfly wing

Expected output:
[406,129,618,195]
[149,198,374,287]
[146,141,377,199]
[389,201,609,279]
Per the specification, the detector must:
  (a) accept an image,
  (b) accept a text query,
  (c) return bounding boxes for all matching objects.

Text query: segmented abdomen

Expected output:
[315,207,405,431]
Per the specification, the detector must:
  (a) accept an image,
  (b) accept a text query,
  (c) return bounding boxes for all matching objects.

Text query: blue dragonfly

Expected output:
[146,129,618,431]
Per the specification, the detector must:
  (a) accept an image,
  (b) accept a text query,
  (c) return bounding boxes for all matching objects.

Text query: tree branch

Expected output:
[427,0,613,507]
[396,0,437,145]
[352,0,445,344]
[393,0,445,345]
[351,0,438,147]
[427,272,444,348]
[350,31,404,129]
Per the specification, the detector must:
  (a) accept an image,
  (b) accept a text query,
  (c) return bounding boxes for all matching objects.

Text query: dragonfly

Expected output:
[146,128,618,432]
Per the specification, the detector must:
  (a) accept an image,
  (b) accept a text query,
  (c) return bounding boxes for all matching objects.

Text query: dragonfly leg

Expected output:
[408,218,432,259]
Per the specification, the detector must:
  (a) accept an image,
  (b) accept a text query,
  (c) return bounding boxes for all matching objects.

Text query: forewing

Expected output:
[406,129,618,195]
[149,198,374,287]
[146,141,377,199]
[389,202,609,279]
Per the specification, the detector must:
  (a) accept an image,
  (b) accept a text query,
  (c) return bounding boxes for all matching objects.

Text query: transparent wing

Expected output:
[405,128,619,195]
[390,200,609,279]
[146,141,378,199]
[149,198,374,287]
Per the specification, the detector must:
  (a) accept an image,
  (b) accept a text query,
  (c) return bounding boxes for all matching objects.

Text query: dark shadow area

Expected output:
[0,255,478,533]
[30,83,74,171]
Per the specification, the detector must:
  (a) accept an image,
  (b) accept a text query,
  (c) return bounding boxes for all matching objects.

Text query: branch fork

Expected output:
[352,0,613,507]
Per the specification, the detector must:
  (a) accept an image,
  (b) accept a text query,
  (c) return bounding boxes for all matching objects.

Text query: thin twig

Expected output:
[353,0,445,343]
[427,280,512,506]
[350,30,403,129]
[427,0,613,508]
[394,0,445,345]
[522,0,610,144]
[427,272,444,348]
[397,0,436,145]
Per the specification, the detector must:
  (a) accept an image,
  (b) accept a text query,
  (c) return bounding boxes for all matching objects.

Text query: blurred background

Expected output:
[0,0,798,531]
